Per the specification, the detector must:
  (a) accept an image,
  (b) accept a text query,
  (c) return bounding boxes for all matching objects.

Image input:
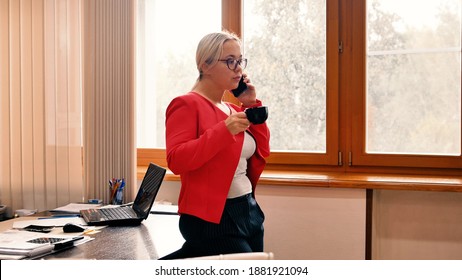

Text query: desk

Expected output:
[0,213,184,260]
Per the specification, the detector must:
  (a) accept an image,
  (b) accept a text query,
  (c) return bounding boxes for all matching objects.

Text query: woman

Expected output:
[160,31,270,259]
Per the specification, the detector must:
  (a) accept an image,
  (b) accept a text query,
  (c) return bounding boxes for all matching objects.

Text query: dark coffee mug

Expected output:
[245,106,268,124]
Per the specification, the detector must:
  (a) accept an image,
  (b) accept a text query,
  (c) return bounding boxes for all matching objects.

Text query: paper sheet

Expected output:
[12,217,87,229]
[0,230,56,250]
[0,229,94,259]
[151,204,178,214]
[50,203,102,214]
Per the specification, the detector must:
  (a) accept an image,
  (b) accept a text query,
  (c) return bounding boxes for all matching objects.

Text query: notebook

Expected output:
[80,163,166,226]
[0,231,84,260]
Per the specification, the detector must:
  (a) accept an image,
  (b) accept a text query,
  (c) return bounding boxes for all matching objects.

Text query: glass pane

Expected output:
[136,0,221,148]
[366,0,461,155]
[243,0,327,152]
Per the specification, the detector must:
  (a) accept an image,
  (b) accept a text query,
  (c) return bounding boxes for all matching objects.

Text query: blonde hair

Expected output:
[195,31,241,81]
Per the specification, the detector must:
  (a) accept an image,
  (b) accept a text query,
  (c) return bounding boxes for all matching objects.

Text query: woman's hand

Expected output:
[225,112,250,135]
[237,74,257,106]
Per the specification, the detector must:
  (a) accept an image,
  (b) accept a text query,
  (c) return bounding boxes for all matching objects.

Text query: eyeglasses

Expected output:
[218,58,248,70]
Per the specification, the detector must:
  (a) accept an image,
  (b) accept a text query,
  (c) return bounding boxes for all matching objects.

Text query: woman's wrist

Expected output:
[242,99,262,108]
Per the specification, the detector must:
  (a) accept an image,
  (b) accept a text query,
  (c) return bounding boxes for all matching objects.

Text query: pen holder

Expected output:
[109,178,125,205]
[113,187,124,205]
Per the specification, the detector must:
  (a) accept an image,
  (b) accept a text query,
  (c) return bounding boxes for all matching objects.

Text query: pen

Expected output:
[53,236,84,250]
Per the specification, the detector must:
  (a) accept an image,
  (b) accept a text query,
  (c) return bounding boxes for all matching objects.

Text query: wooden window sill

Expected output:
[137,166,462,192]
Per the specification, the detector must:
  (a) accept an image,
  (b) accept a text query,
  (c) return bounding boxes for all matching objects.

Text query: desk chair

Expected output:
[185,252,274,260]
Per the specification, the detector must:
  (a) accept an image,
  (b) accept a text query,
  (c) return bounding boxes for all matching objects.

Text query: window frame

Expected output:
[223,0,340,168]
[137,0,462,176]
[347,0,462,170]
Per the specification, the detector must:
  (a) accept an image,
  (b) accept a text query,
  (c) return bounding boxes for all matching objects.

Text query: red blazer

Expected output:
[165,92,270,223]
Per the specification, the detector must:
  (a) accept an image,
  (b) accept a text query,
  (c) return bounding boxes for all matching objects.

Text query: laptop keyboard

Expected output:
[99,207,135,220]
[82,206,136,222]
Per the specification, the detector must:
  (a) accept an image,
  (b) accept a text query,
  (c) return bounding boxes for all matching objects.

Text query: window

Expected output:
[350,0,461,168]
[244,0,327,152]
[366,0,461,156]
[136,0,221,148]
[137,0,462,173]
[242,0,339,166]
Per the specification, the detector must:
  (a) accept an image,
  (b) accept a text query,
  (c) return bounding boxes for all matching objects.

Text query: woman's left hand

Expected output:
[237,74,257,106]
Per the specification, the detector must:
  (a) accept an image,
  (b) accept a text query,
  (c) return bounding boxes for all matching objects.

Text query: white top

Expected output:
[227,131,256,198]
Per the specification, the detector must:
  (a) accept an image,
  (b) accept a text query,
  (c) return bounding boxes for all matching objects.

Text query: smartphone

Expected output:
[231,76,248,97]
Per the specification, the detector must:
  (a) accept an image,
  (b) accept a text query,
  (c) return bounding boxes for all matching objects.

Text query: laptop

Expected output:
[80,163,166,226]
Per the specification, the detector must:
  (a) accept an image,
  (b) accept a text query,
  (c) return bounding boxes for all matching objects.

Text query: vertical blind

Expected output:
[82,0,136,203]
[0,0,136,216]
[0,0,84,216]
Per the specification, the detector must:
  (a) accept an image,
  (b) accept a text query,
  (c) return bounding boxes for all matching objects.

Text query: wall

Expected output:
[256,185,366,260]
[155,181,367,260]
[372,189,462,260]
[156,181,462,260]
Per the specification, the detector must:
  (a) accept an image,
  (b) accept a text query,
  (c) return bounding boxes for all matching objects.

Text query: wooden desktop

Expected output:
[0,213,184,260]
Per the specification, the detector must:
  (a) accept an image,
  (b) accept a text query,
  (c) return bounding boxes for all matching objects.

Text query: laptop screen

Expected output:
[132,163,166,219]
